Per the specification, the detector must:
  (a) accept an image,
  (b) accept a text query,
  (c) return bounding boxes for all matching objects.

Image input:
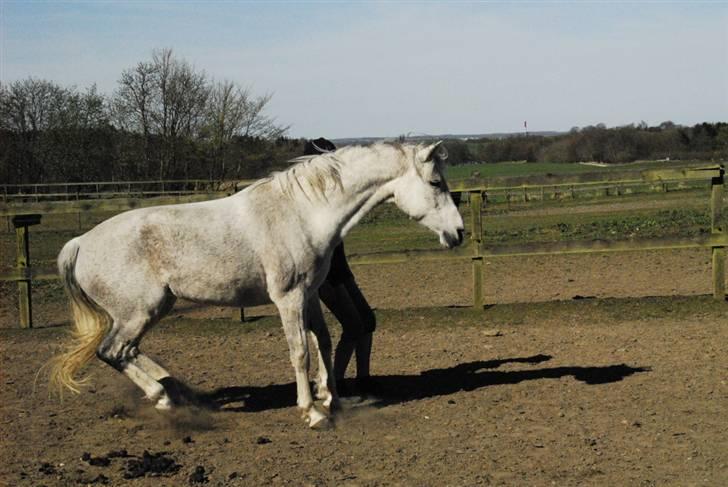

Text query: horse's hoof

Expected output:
[309,415,332,430]
[307,407,331,430]
[154,394,173,411]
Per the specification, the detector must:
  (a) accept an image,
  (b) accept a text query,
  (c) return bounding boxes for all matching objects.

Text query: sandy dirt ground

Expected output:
[1,303,727,486]
[1,247,727,485]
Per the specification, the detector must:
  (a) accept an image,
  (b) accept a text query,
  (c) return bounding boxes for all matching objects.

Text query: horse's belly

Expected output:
[169,269,270,307]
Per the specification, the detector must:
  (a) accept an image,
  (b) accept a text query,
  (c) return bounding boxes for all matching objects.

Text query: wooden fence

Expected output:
[1,166,724,328]
[1,179,258,203]
[482,178,707,205]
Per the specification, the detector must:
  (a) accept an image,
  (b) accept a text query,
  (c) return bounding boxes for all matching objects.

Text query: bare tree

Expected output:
[113,61,156,176]
[1,78,67,181]
[241,92,289,139]
[202,80,289,178]
[110,48,291,179]
[0,78,67,132]
[151,49,208,178]
[113,49,209,178]
[0,78,112,182]
[206,80,248,144]
[114,62,155,134]
[204,80,249,178]
[206,81,288,141]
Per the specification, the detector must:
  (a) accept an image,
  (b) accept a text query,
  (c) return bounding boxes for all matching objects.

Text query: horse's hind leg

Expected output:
[96,317,173,410]
[133,354,171,381]
[131,354,175,409]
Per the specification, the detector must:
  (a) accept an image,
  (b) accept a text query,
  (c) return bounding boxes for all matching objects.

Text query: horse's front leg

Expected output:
[307,296,339,411]
[275,291,329,428]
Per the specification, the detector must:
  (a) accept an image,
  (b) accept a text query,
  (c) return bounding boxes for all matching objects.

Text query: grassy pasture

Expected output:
[444,158,710,179]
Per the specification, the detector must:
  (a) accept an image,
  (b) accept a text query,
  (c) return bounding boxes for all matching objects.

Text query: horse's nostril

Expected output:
[457,228,465,243]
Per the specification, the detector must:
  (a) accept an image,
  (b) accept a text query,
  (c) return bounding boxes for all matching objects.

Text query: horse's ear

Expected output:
[418,141,448,163]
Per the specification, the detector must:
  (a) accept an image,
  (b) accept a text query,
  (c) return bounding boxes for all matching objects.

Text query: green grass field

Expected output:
[446,161,608,179]
[445,159,710,180]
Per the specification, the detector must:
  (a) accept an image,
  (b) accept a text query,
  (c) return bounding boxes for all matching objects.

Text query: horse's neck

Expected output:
[311,151,406,247]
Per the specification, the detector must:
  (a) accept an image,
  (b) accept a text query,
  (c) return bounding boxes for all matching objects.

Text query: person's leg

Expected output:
[318,281,360,385]
[321,242,378,395]
[342,278,377,391]
[355,332,372,378]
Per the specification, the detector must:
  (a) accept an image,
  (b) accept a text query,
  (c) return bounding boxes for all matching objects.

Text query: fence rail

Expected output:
[1,179,256,203]
[2,168,714,205]
[0,194,228,217]
[1,165,724,328]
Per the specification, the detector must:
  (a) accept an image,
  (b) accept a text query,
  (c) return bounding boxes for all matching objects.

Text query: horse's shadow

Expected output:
[159,354,650,412]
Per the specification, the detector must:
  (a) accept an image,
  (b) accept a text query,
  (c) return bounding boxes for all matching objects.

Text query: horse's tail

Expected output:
[48,237,112,396]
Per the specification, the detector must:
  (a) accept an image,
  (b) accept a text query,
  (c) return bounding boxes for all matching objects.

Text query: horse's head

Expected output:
[391,141,465,249]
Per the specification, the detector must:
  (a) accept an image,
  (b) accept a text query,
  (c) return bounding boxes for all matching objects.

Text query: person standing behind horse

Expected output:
[304,138,377,396]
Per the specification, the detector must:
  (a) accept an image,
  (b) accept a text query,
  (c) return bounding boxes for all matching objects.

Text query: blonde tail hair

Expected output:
[48,238,111,395]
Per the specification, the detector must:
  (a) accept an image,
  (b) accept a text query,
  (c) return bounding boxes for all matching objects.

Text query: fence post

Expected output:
[233,307,246,322]
[12,214,42,328]
[470,191,484,310]
[711,167,725,300]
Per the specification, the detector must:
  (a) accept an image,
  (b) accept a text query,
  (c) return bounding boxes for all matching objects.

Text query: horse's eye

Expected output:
[429,180,441,188]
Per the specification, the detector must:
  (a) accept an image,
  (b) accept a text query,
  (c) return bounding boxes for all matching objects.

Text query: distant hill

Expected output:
[333,131,564,146]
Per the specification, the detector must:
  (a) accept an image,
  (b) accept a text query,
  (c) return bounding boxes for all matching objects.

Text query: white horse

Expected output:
[50,141,464,428]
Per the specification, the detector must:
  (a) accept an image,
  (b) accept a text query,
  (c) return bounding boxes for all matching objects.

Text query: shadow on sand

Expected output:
[159,354,649,413]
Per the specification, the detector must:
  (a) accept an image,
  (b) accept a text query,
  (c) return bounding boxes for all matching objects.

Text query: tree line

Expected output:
[0,48,301,185]
[2,48,726,185]
[445,121,728,166]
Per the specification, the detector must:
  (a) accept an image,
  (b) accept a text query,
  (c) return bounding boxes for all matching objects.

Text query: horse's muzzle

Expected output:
[442,228,465,249]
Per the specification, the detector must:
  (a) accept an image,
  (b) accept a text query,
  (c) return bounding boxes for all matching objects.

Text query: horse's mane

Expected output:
[247,142,416,202]
[275,152,345,201]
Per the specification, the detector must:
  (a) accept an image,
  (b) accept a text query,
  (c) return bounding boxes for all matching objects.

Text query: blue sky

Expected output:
[2,1,727,138]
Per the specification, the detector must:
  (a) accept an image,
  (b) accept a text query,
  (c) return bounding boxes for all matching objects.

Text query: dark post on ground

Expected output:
[12,214,42,328]
[711,167,725,300]
[469,190,484,310]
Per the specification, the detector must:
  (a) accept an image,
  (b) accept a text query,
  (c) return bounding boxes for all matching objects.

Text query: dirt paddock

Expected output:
[1,249,727,485]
